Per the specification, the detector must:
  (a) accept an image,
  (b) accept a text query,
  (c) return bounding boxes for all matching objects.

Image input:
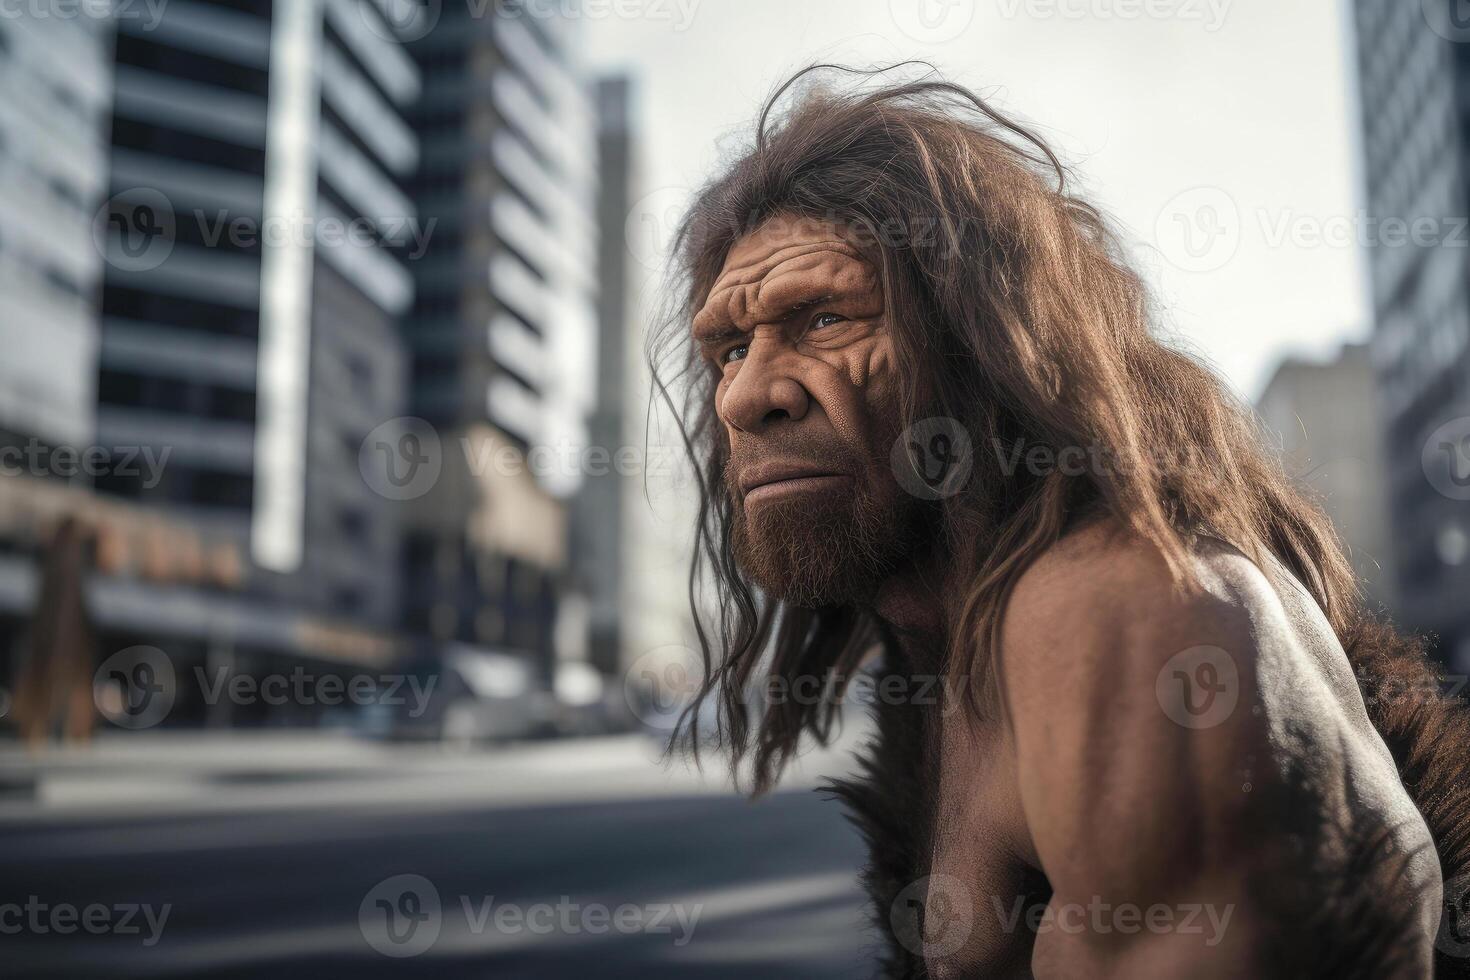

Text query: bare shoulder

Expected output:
[997,519,1276,713]
[992,518,1442,975]
[996,516,1408,796]
[998,518,1393,754]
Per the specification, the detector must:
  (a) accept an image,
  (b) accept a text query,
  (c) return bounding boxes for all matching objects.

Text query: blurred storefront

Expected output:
[0,474,397,735]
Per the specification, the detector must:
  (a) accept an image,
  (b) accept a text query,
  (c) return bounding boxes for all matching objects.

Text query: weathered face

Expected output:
[692,215,923,606]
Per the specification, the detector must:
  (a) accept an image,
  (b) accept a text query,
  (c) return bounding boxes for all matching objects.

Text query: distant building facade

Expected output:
[404,4,600,679]
[0,0,625,731]
[0,10,117,710]
[0,0,424,726]
[95,0,418,624]
[1352,0,1470,670]
[1256,343,1398,612]
[0,12,113,455]
[571,76,633,677]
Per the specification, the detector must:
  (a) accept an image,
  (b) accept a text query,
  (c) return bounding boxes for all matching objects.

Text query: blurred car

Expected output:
[550,660,634,736]
[386,644,555,746]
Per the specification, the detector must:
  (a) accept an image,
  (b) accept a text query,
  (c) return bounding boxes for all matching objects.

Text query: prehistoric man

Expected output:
[658,68,1470,978]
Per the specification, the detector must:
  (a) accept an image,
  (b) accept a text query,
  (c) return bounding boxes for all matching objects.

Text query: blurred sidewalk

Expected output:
[0,717,872,822]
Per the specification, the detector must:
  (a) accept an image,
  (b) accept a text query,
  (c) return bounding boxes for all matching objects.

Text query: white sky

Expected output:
[581,0,1369,401]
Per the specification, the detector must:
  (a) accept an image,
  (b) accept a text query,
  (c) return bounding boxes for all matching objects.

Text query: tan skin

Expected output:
[693,215,897,469]
[694,217,1442,978]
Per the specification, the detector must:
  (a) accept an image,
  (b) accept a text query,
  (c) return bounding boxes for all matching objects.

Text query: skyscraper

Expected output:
[0,0,619,729]
[403,4,600,674]
[89,0,419,669]
[0,12,113,457]
[1351,1,1470,670]
[0,10,117,711]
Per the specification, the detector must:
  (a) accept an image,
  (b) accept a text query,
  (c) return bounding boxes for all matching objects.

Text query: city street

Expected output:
[0,731,877,979]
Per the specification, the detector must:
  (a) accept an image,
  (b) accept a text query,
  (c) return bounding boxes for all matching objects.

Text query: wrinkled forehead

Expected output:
[692,215,881,335]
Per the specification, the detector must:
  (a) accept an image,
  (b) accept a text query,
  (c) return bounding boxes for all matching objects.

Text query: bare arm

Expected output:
[996,529,1437,977]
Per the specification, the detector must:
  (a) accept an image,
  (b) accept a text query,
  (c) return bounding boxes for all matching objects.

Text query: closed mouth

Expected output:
[739,466,851,503]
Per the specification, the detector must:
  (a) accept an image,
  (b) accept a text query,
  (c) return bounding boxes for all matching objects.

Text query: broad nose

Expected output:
[718,337,810,433]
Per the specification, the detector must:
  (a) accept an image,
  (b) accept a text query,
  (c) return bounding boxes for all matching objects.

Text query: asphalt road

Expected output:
[0,736,877,979]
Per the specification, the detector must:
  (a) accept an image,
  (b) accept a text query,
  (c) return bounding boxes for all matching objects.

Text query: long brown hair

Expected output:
[650,64,1470,940]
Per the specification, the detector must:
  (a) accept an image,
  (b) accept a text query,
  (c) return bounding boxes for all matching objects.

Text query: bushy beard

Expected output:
[727,447,929,608]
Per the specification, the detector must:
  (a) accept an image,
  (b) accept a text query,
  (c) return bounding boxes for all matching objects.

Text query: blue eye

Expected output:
[723,345,748,364]
[814,313,846,328]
